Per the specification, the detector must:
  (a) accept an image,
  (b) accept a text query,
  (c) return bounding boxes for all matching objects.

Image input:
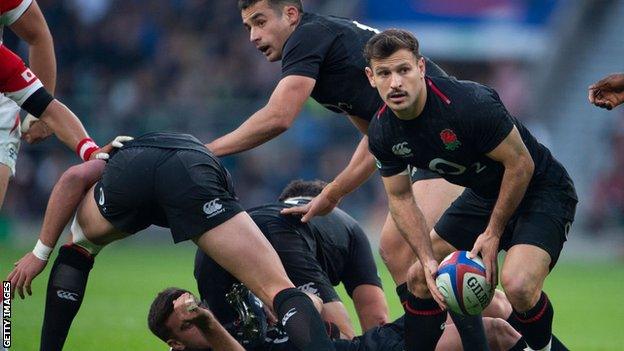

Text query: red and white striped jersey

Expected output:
[0,0,33,42]
[0,44,42,106]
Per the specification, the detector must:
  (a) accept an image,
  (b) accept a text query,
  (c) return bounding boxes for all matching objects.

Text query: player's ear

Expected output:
[417,57,426,78]
[365,67,376,87]
[167,339,185,350]
[284,5,300,25]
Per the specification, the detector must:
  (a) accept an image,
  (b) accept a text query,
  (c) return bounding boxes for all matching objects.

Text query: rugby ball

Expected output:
[435,251,494,315]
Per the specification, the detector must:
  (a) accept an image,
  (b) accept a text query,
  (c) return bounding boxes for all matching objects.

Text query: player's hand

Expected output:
[280,186,342,222]
[22,117,53,144]
[422,259,447,309]
[6,252,48,299]
[588,73,624,110]
[406,260,446,310]
[90,136,134,160]
[469,231,500,288]
[173,293,214,329]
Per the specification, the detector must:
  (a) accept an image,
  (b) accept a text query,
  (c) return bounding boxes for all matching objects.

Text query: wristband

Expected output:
[32,239,53,261]
[76,138,100,161]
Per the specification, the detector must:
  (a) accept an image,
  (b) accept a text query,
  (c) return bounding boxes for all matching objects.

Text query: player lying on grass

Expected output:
[7,132,336,351]
[364,29,577,351]
[148,287,521,351]
[194,179,388,340]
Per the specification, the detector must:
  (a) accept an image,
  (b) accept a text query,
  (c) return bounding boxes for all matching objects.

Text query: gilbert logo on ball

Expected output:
[435,251,494,315]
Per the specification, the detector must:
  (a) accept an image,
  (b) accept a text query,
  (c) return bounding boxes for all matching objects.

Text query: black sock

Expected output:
[397,283,446,351]
[40,244,94,351]
[273,288,335,351]
[506,292,553,350]
[449,311,490,351]
[508,337,528,351]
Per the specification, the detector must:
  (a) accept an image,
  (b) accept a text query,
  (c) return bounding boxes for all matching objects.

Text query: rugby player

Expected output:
[147,287,522,351]
[7,133,336,351]
[195,179,388,340]
[204,1,488,348]
[589,72,624,110]
[0,0,106,207]
[365,29,577,351]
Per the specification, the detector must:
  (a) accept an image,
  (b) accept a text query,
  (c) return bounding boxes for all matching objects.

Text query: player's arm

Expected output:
[469,126,534,286]
[282,116,376,221]
[588,73,624,110]
[382,172,445,306]
[172,293,245,351]
[6,160,105,299]
[206,75,315,156]
[10,0,56,93]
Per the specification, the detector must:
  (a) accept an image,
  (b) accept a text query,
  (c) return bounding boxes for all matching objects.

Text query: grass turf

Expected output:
[1,241,623,350]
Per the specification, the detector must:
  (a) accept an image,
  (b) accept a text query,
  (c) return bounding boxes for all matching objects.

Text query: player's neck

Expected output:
[393,83,427,120]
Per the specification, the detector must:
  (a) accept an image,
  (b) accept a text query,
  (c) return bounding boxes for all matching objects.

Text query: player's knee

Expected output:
[406,262,429,298]
[71,216,104,256]
[482,290,512,318]
[501,272,540,310]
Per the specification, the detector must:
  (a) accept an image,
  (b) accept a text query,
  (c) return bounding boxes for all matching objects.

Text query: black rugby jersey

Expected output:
[194,200,381,346]
[248,199,381,295]
[281,12,447,121]
[369,76,576,199]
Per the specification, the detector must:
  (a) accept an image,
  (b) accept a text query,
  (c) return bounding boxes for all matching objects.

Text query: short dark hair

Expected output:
[148,287,191,342]
[364,29,422,64]
[278,179,327,201]
[238,0,303,13]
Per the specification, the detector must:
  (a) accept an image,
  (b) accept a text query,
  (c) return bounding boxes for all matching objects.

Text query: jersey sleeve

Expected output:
[466,91,515,154]
[0,0,33,26]
[368,125,409,177]
[0,44,44,106]
[281,22,336,79]
[341,224,382,296]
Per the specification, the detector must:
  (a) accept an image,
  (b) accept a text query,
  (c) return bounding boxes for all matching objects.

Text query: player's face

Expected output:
[165,312,211,350]
[242,0,298,62]
[365,49,427,118]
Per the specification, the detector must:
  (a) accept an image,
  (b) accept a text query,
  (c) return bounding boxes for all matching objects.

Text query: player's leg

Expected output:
[40,185,125,351]
[0,118,19,209]
[0,164,11,209]
[193,212,335,351]
[501,209,573,351]
[501,245,553,351]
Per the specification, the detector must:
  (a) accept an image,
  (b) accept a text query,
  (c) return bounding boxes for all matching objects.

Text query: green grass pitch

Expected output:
[2,241,623,350]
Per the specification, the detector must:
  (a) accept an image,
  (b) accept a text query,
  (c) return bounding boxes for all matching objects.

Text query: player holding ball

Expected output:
[365,29,577,351]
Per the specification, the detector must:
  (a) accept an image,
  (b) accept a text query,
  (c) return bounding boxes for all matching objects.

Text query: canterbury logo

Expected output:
[392,142,412,156]
[297,282,319,296]
[98,187,105,206]
[57,290,79,301]
[281,308,297,326]
[203,199,224,217]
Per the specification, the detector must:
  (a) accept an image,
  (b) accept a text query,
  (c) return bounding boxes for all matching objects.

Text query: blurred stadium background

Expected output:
[1,0,624,350]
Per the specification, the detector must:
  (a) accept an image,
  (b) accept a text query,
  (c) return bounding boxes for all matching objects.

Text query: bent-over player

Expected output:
[7,132,336,351]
